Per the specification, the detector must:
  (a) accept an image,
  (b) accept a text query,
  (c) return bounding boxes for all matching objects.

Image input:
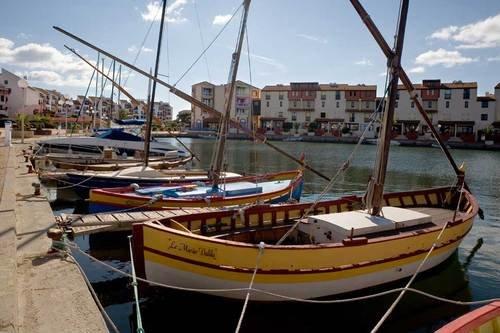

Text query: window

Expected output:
[464,101,469,108]
[0,96,3,102]
[278,112,283,118]
[202,87,212,97]
[349,91,353,97]
[396,92,400,100]
[279,94,283,100]
[481,101,489,108]
[411,102,414,108]
[321,94,326,100]
[365,101,370,108]
[293,101,297,107]
[266,101,270,107]
[320,112,326,118]
[305,115,311,122]
[265,94,271,100]
[291,112,297,121]
[427,101,432,109]
[306,101,312,108]
[279,101,283,107]
[463,88,470,100]
[481,114,488,121]
[444,89,451,99]
[335,91,341,100]
[321,101,325,108]
[446,101,450,108]
[395,101,398,108]
[3,80,7,85]
[350,101,355,108]
[336,101,339,108]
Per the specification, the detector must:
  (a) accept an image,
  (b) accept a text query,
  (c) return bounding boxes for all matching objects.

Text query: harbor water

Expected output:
[53,138,500,332]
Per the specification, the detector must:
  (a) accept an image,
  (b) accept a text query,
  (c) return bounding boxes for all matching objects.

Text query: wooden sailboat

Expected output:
[88,169,303,213]
[130,0,479,302]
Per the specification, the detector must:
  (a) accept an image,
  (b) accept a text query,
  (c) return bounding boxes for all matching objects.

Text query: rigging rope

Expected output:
[173,2,244,87]
[193,0,211,82]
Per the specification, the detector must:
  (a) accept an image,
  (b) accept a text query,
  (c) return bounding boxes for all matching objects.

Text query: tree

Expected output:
[176,112,191,127]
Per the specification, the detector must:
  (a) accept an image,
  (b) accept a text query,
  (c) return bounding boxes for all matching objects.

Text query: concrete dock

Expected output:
[0,141,107,333]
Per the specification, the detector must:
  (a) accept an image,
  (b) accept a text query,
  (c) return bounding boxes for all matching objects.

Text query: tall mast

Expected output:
[210,0,251,188]
[109,60,115,127]
[144,0,167,167]
[117,65,121,115]
[93,52,99,129]
[365,0,409,216]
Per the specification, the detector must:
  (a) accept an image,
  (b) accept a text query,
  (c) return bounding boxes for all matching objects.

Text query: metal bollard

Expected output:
[26,164,34,173]
[32,182,41,195]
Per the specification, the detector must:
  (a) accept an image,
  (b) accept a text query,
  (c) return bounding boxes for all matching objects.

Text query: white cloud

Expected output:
[354,59,372,66]
[429,14,500,49]
[0,36,94,87]
[141,0,187,23]
[212,14,232,26]
[429,26,458,40]
[296,33,328,44]
[408,66,425,73]
[127,45,153,53]
[487,56,500,62]
[415,48,477,68]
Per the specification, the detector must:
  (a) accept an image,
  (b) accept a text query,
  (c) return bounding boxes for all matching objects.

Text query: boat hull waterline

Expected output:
[132,187,477,301]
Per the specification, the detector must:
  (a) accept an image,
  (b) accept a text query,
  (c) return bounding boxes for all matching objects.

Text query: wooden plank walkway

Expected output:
[58,208,218,235]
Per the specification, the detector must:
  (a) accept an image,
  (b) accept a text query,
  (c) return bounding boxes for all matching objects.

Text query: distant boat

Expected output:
[37,128,187,158]
[365,138,400,146]
[113,119,146,126]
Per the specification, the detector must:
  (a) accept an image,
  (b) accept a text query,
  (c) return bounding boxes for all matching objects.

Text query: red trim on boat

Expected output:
[435,301,500,333]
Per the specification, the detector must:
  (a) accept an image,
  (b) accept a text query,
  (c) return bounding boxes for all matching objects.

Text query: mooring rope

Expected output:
[127,236,144,333]
[235,241,265,333]
[370,181,466,333]
[54,240,499,306]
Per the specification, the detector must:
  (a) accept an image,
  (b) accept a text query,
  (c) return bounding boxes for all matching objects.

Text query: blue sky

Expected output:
[0,0,499,116]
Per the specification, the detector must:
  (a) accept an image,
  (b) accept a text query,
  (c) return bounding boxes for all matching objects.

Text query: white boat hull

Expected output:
[143,245,457,301]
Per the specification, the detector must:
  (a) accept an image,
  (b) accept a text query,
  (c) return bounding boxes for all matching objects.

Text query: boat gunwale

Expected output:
[139,186,478,250]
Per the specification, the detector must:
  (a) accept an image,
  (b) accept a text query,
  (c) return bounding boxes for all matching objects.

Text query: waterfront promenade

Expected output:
[0,140,107,333]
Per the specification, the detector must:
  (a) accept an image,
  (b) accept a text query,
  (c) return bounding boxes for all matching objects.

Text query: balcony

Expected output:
[345,108,373,113]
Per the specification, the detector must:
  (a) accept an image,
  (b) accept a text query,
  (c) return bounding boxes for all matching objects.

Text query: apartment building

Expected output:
[260,82,378,137]
[0,68,40,117]
[394,80,496,142]
[152,101,173,122]
[191,80,260,131]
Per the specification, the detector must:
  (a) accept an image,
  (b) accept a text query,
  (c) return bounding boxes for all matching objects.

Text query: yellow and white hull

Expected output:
[132,187,478,301]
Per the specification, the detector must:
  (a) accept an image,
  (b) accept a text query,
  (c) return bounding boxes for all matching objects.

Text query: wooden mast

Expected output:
[365,0,409,216]
[54,26,332,181]
[210,0,251,188]
[143,0,167,167]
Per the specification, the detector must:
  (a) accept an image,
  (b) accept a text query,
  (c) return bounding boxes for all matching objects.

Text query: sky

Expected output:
[0,0,499,117]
